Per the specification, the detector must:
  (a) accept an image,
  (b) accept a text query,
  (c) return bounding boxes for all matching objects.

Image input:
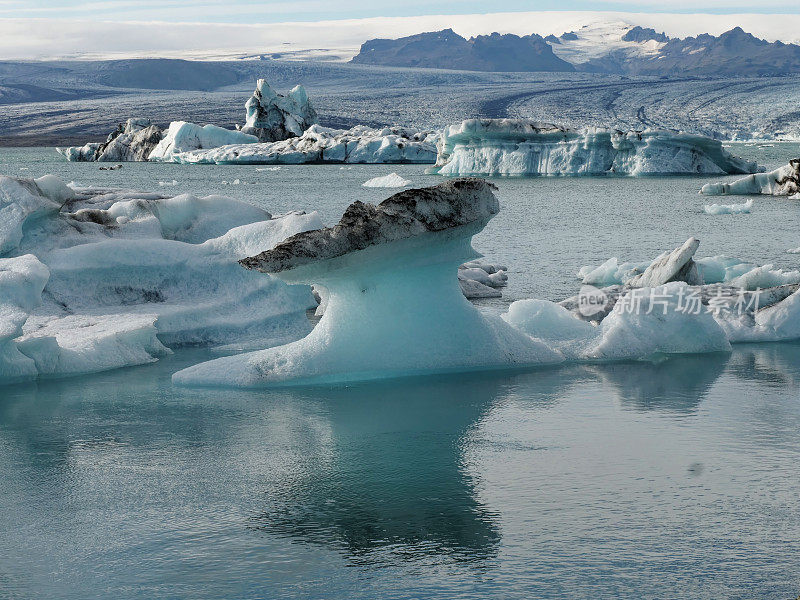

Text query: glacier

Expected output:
[0,174,323,385]
[700,159,800,196]
[240,79,318,142]
[429,119,763,176]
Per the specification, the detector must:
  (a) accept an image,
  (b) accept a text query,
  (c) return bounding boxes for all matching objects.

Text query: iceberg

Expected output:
[700,159,800,196]
[58,118,163,162]
[505,282,732,361]
[240,79,318,142]
[577,239,800,291]
[173,179,562,387]
[430,119,763,176]
[0,175,323,385]
[703,199,753,214]
[362,173,411,188]
[148,122,258,162]
[160,125,438,165]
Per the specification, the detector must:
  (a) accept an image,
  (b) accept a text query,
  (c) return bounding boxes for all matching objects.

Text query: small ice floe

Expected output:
[339,166,353,170]
[362,173,411,188]
[458,260,508,299]
[703,199,753,215]
[221,179,241,185]
[787,247,800,254]
[256,167,281,172]
[158,180,178,186]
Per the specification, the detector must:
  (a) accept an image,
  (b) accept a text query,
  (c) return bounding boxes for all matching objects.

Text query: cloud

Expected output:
[1,10,799,60]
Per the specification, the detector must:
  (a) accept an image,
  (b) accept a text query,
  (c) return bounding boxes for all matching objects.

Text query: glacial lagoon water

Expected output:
[1,145,800,599]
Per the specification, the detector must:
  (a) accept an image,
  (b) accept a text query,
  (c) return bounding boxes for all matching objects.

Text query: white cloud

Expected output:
[1,10,799,60]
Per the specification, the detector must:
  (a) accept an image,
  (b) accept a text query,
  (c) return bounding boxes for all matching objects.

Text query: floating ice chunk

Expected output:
[174,179,563,387]
[505,283,731,360]
[0,255,50,383]
[17,314,170,377]
[458,278,501,299]
[59,119,163,162]
[726,264,800,289]
[701,159,799,196]
[256,167,281,171]
[626,237,702,288]
[787,247,800,254]
[148,122,258,162]
[716,288,800,343]
[578,258,649,287]
[580,240,800,291]
[703,199,753,214]
[0,176,62,255]
[158,180,178,187]
[503,299,596,347]
[430,119,762,176]
[589,283,731,359]
[0,304,37,383]
[362,173,411,188]
[241,80,318,142]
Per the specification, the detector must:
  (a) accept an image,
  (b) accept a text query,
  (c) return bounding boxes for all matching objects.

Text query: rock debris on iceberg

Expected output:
[429,119,763,176]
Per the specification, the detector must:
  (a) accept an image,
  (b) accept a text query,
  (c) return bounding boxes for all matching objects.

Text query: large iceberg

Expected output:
[240,79,318,142]
[148,122,258,162]
[430,119,763,176]
[159,125,438,165]
[0,174,322,385]
[58,118,163,162]
[173,179,562,387]
[174,179,800,389]
[700,159,800,196]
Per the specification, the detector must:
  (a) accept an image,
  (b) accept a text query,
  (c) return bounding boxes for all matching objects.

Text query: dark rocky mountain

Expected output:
[621,26,668,44]
[352,24,800,77]
[350,29,574,72]
[625,27,800,76]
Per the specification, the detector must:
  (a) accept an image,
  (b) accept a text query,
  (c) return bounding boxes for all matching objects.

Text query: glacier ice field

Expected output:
[1,142,800,599]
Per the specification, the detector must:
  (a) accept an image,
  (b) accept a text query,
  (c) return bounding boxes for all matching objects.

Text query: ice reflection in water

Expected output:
[0,344,800,598]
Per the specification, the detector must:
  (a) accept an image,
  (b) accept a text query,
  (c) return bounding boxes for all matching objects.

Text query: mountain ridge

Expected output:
[351,23,800,76]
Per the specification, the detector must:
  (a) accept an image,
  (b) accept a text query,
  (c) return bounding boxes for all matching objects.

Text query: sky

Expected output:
[1,2,799,60]
[2,0,799,22]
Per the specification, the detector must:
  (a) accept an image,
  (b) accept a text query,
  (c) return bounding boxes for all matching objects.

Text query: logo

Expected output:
[577,285,609,317]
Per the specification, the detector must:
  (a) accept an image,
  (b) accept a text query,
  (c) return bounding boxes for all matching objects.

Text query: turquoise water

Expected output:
[1,146,800,599]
